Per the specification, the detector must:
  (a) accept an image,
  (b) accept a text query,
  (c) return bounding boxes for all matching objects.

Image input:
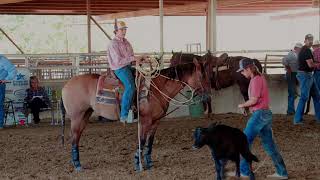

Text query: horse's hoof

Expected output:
[144,165,153,170]
[144,161,153,170]
[71,160,82,172]
[74,166,82,172]
[134,166,143,172]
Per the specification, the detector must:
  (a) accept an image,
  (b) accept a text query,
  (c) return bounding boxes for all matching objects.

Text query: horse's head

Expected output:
[184,58,211,95]
[169,51,202,67]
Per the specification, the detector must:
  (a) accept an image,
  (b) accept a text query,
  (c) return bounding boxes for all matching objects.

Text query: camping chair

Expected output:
[4,98,17,126]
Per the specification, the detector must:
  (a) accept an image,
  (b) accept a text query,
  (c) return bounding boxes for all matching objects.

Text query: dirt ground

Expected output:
[0,114,320,180]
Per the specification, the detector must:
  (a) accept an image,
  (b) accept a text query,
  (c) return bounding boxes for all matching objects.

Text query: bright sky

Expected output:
[120,8,319,53]
[0,8,319,54]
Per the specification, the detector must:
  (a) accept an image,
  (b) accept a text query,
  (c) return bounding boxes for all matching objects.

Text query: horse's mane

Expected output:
[172,52,202,59]
[160,62,204,80]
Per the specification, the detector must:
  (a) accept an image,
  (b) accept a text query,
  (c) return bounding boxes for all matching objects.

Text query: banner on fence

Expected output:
[5,68,31,125]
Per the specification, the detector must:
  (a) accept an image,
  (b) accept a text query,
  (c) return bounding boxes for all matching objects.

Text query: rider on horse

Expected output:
[107,20,147,123]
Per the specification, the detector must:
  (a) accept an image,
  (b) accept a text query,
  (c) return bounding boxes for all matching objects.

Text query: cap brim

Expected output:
[237,68,244,72]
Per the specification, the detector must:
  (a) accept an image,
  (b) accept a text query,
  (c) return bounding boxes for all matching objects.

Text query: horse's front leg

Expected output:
[144,120,160,170]
[143,135,154,170]
[134,115,150,172]
[134,137,146,172]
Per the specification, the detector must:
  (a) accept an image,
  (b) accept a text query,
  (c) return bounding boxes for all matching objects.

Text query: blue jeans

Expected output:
[0,83,6,128]
[294,72,320,123]
[240,110,288,176]
[114,65,136,119]
[286,72,297,114]
[314,71,320,96]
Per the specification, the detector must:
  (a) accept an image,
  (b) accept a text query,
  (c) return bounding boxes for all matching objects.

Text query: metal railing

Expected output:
[4,49,289,82]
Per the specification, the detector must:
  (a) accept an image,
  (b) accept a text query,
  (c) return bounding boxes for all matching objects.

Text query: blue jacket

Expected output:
[0,54,17,80]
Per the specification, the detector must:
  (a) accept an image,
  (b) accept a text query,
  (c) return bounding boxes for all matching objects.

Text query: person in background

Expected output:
[312,40,320,92]
[294,34,320,125]
[24,76,50,124]
[236,58,288,179]
[0,54,17,129]
[282,42,303,115]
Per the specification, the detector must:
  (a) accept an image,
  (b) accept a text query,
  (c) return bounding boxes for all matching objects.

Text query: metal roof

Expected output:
[0,0,316,17]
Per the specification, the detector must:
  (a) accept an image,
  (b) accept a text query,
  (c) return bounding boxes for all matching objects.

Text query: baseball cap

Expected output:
[237,58,254,72]
[305,34,314,40]
[114,21,128,30]
[294,42,303,48]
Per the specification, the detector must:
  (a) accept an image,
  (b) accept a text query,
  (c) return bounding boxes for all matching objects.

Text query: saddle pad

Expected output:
[96,75,119,105]
[96,74,150,106]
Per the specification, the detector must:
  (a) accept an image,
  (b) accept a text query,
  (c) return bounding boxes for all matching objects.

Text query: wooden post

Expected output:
[159,0,164,68]
[264,54,268,74]
[87,0,92,73]
[90,16,112,40]
[0,28,24,54]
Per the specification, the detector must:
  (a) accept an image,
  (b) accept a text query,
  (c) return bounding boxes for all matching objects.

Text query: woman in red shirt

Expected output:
[237,58,288,179]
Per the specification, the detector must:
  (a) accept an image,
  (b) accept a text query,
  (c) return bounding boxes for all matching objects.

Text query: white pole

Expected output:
[159,0,164,68]
[87,0,92,73]
[207,0,217,52]
[206,7,210,51]
[87,0,91,53]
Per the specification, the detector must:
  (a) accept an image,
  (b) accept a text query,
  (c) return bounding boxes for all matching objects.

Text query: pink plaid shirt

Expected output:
[107,37,134,70]
[314,48,320,70]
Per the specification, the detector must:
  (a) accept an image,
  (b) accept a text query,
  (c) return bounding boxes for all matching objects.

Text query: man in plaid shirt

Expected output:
[313,40,320,92]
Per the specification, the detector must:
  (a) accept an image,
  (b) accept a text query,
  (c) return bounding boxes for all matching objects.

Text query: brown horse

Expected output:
[170,52,228,115]
[61,59,211,171]
[170,51,263,114]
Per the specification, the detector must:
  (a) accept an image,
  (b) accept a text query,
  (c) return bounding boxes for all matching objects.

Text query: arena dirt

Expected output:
[0,114,319,180]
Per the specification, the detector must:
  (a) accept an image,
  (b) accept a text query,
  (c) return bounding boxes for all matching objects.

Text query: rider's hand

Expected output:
[141,55,151,63]
[135,56,142,64]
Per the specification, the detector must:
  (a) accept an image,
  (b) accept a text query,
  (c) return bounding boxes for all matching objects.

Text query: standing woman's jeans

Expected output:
[114,65,136,119]
[240,110,288,177]
[0,83,6,128]
[294,71,320,123]
[286,72,297,114]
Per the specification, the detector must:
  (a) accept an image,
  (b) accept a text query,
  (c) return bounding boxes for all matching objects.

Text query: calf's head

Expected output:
[192,127,208,149]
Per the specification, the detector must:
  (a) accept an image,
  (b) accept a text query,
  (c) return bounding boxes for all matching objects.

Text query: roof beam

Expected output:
[270,10,319,20]
[0,0,32,4]
[218,0,272,7]
[97,2,207,20]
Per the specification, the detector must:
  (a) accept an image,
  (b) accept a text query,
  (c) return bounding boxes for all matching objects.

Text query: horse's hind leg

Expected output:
[71,109,93,171]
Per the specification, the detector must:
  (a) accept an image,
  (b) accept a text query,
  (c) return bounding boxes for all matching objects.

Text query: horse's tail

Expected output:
[60,97,66,146]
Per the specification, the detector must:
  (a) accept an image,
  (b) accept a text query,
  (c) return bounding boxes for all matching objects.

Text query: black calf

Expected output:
[192,123,258,180]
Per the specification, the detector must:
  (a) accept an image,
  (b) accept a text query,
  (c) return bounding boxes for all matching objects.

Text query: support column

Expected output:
[87,0,91,53]
[159,0,164,68]
[206,0,217,52]
[87,0,92,73]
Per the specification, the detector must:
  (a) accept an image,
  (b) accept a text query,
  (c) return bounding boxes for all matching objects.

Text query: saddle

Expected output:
[96,68,150,112]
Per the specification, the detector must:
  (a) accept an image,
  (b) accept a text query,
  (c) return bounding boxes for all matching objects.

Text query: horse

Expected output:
[169,52,228,116]
[61,59,212,171]
[170,51,263,114]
